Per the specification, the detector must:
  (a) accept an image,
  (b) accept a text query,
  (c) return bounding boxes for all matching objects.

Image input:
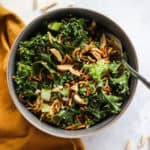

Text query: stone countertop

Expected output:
[1,0,150,149]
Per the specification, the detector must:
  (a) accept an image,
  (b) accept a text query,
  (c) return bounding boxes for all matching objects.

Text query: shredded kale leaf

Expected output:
[110,70,130,95]
[83,60,121,82]
[61,18,88,44]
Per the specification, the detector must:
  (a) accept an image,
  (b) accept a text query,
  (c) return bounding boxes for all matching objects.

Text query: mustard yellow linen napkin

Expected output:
[0,4,85,150]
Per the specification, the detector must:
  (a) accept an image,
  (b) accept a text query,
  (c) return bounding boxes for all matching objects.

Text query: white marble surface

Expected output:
[0,0,150,149]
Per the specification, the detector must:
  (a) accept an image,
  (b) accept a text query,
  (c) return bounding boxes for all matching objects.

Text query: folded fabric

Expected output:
[0,4,85,150]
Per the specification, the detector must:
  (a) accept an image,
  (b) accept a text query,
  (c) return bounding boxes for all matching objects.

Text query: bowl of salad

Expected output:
[7,8,138,138]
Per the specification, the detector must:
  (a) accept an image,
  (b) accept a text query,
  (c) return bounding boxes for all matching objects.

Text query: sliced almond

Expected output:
[74,94,86,104]
[79,81,88,85]
[57,65,81,76]
[137,135,147,148]
[57,64,72,71]
[62,97,69,101]
[51,85,63,92]
[33,0,38,10]
[100,33,106,48]
[50,48,62,62]
[47,32,53,45]
[41,0,58,13]
[125,139,132,150]
[89,50,101,60]
[35,89,41,95]
[70,84,78,92]
[69,67,81,76]
[148,136,150,150]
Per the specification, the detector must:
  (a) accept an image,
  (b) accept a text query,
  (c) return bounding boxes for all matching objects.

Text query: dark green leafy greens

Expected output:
[13,17,131,130]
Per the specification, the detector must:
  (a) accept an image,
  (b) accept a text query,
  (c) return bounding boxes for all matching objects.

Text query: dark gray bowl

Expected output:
[7,8,138,138]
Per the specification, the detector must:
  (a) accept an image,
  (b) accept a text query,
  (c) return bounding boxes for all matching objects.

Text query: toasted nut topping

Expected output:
[57,65,81,76]
[50,48,62,62]
[74,94,86,104]
[137,135,147,148]
[70,84,78,92]
[51,85,63,92]
[125,140,132,150]
[41,0,57,13]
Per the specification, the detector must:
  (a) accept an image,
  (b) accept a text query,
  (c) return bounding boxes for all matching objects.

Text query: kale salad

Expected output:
[13,17,130,130]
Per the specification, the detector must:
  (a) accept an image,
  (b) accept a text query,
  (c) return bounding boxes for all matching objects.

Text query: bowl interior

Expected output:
[7,8,138,138]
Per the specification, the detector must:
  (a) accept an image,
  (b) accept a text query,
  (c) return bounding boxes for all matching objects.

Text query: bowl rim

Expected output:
[7,7,138,138]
